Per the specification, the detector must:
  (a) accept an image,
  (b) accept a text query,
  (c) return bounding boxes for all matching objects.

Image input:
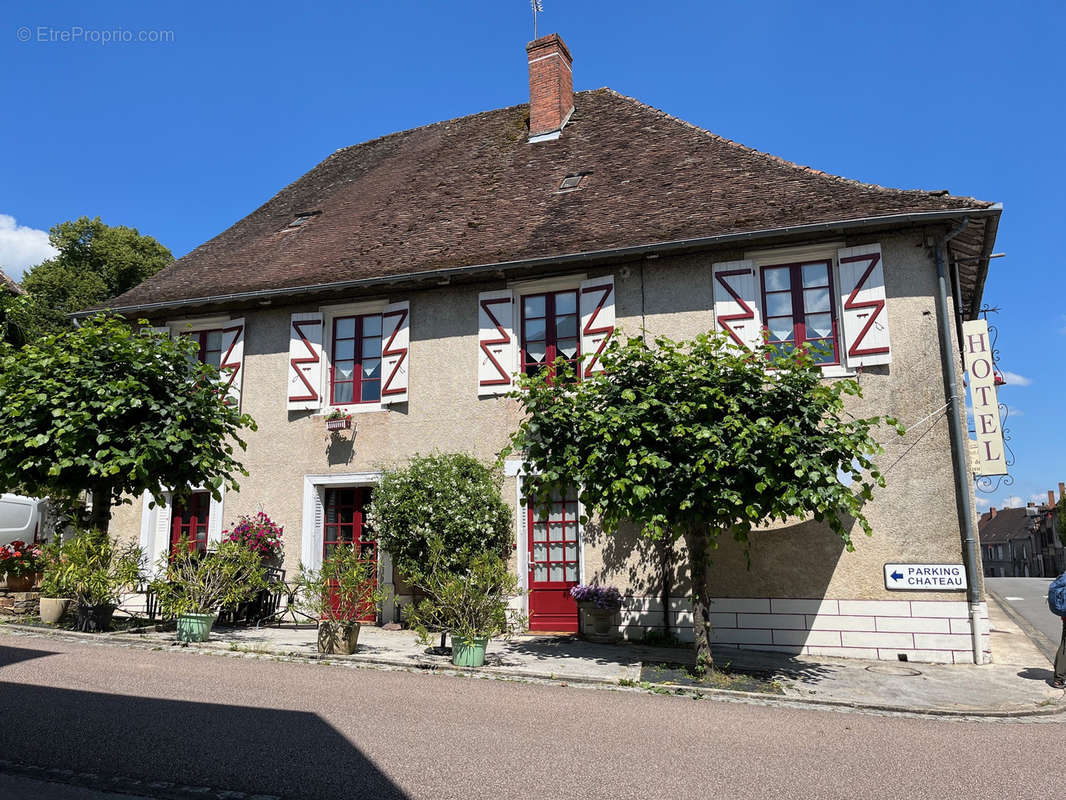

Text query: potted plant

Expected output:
[404,538,525,667]
[223,511,284,563]
[570,584,623,643]
[324,408,352,432]
[0,539,42,591]
[55,529,143,632]
[295,544,384,655]
[150,539,275,643]
[38,539,74,624]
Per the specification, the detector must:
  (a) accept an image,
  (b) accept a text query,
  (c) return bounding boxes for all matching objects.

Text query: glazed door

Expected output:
[527,487,580,632]
[323,487,377,623]
[170,492,211,554]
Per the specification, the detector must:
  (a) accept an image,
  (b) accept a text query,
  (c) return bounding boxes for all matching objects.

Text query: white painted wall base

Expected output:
[619,596,991,665]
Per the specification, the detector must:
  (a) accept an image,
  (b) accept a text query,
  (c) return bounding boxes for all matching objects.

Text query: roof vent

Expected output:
[285,211,320,230]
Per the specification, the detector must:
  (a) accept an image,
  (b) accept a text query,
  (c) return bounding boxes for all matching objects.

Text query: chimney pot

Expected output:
[1049,490,1056,508]
[526,33,574,141]
[1059,482,1065,502]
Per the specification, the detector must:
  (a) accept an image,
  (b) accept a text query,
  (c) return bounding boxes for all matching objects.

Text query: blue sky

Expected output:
[2,0,1063,510]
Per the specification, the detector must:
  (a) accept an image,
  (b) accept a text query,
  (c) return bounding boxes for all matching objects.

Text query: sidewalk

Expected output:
[6,594,1062,718]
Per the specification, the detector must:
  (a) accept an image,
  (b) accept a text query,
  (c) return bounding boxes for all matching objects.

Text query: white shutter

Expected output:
[208,489,225,546]
[301,487,325,571]
[381,301,410,405]
[837,243,891,367]
[579,275,615,377]
[149,493,173,575]
[219,318,245,409]
[287,313,324,411]
[711,260,761,350]
[478,290,516,396]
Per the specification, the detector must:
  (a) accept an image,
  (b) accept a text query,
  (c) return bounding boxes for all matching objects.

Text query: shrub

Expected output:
[403,537,525,644]
[150,540,275,618]
[0,539,42,577]
[294,545,385,626]
[54,529,143,609]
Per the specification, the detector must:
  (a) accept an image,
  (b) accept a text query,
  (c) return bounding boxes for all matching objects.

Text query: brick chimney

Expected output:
[990,507,997,518]
[1059,481,1065,502]
[527,33,574,141]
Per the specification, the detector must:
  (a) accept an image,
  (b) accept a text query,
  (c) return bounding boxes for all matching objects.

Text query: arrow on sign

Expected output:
[891,571,904,581]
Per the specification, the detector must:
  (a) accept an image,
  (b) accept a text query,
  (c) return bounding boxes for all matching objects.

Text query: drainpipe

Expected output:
[933,217,985,664]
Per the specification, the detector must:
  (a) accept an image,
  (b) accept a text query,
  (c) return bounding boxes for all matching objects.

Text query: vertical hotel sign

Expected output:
[962,319,1007,476]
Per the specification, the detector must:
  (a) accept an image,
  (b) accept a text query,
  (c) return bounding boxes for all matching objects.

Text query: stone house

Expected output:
[97,34,1001,664]
[978,506,1042,577]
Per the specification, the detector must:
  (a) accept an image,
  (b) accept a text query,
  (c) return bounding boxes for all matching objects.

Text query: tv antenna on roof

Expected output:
[531,0,543,39]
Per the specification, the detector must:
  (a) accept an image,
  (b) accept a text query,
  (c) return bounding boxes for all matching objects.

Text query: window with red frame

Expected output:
[182,329,224,369]
[760,260,839,365]
[521,289,580,380]
[170,491,210,554]
[331,315,382,405]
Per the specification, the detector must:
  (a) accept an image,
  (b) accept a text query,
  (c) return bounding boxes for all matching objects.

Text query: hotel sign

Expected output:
[962,319,1007,477]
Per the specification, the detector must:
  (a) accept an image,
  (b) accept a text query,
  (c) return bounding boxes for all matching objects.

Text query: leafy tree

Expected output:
[1056,495,1066,548]
[368,453,513,579]
[20,217,172,338]
[0,315,256,533]
[504,331,902,668]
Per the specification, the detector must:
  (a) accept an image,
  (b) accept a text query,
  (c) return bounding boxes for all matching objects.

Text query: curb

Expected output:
[4,622,1064,720]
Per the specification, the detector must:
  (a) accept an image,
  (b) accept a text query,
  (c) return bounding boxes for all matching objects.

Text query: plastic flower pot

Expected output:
[176,613,216,643]
[75,603,116,633]
[317,621,360,655]
[451,636,489,667]
[39,597,72,625]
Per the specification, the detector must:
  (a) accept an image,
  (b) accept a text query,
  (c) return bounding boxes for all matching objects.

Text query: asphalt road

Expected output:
[987,576,1062,648]
[1,633,1064,800]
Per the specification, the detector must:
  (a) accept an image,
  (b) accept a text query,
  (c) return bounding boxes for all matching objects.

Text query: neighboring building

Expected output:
[96,34,1001,664]
[0,269,24,296]
[1035,485,1066,577]
[978,506,1042,577]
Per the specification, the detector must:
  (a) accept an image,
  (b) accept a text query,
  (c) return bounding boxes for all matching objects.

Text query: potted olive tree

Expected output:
[295,544,384,655]
[404,538,525,667]
[38,539,75,624]
[150,539,275,642]
[55,529,143,632]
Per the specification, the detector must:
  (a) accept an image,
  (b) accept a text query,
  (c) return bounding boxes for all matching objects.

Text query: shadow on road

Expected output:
[0,675,409,799]
[0,644,57,669]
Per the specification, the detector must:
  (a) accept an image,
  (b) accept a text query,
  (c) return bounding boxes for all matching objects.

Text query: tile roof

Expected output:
[101,88,998,314]
[978,507,1037,544]
[0,269,24,296]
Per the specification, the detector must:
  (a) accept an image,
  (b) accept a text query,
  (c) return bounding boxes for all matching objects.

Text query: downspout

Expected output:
[933,218,986,664]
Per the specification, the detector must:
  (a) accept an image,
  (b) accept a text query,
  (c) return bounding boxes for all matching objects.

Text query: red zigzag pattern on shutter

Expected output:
[479,297,512,386]
[381,306,409,397]
[581,281,614,377]
[289,320,320,402]
[840,251,889,357]
[714,268,755,348]
[219,322,244,403]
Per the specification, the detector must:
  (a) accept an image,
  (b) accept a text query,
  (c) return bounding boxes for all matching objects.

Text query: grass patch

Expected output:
[638,661,784,695]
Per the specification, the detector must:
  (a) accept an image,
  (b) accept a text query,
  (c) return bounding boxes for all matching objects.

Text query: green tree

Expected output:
[504,331,902,668]
[20,217,172,338]
[368,453,513,579]
[1056,495,1066,548]
[0,315,256,532]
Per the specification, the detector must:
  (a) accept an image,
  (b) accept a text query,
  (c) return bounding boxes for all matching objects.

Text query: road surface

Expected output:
[987,576,1062,653]
[0,632,1063,800]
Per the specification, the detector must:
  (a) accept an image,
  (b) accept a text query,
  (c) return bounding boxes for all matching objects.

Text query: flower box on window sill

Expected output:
[325,415,352,432]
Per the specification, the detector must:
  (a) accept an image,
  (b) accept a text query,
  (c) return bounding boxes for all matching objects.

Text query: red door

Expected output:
[527,487,580,632]
[323,487,377,623]
[171,492,210,554]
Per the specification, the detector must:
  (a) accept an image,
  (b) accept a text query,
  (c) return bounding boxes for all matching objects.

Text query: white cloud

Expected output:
[1029,493,1047,505]
[1000,371,1031,387]
[1002,495,1023,509]
[0,214,57,281]
[975,497,991,510]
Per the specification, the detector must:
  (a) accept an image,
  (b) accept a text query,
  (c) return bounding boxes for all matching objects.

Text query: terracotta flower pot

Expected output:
[3,574,35,592]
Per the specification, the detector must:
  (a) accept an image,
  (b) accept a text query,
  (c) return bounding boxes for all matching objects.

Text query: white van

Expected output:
[0,494,43,546]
